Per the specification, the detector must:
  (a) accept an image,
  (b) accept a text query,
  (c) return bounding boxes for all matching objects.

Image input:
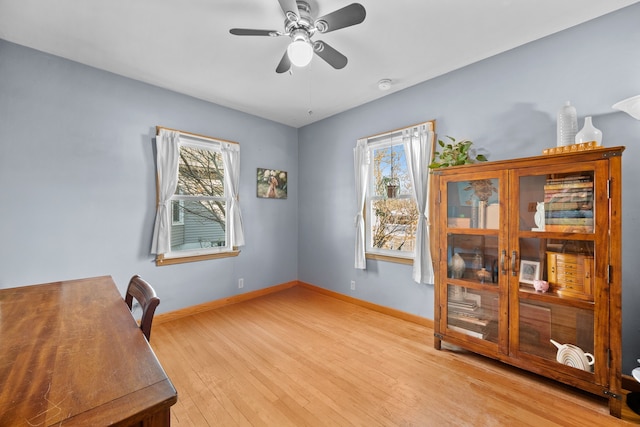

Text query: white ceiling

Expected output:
[1,0,638,128]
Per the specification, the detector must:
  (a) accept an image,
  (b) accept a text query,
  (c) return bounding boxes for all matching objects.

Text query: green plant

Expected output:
[380,176,399,186]
[377,176,399,198]
[429,136,488,169]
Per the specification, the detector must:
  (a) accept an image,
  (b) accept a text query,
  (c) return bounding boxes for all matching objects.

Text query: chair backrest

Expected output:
[125,275,160,341]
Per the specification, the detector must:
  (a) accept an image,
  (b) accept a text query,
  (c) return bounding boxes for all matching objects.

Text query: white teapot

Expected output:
[550,339,594,372]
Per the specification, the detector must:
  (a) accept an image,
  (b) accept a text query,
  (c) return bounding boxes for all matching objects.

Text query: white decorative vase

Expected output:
[477,200,487,229]
[575,116,602,145]
[449,253,466,279]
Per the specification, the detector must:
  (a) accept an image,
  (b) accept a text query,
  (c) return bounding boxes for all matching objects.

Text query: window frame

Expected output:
[155,129,240,266]
[364,132,417,264]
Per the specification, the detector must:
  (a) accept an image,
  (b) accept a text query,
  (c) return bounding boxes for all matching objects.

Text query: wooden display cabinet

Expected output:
[431,146,624,417]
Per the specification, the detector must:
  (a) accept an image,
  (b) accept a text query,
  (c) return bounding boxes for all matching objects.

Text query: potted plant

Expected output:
[428,136,495,203]
[380,176,399,198]
[429,136,487,169]
[429,136,494,228]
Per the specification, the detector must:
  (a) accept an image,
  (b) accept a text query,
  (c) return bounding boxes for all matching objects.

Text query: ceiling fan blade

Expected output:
[314,3,366,34]
[230,28,281,36]
[276,50,291,74]
[313,41,348,69]
[278,0,300,20]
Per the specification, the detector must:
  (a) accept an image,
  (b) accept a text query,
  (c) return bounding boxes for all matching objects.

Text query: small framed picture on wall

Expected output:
[257,168,287,199]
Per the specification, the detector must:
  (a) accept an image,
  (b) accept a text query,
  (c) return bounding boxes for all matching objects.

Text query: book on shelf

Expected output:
[544,187,593,196]
[544,191,593,203]
[545,209,593,218]
[543,181,593,190]
[448,299,478,312]
[448,217,471,228]
[545,175,592,184]
[447,324,486,339]
[545,202,593,211]
[544,224,593,233]
[545,217,593,225]
[448,312,490,333]
[448,318,487,335]
[448,311,489,325]
[544,176,594,200]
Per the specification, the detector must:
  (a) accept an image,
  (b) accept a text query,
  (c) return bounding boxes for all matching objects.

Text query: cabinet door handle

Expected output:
[512,250,518,276]
[501,250,507,275]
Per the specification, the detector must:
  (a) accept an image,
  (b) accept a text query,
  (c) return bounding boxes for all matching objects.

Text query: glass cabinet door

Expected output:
[440,172,505,348]
[510,161,607,384]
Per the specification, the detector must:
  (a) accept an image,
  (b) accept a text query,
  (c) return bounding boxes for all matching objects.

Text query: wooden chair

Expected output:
[125,275,160,341]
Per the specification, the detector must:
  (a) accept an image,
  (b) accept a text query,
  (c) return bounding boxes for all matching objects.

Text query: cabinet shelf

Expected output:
[447,228,499,236]
[432,147,624,417]
[446,279,499,291]
[520,230,595,240]
[518,287,595,310]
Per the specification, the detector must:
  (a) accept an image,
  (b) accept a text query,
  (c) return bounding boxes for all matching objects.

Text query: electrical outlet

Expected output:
[351,280,356,290]
[238,278,244,289]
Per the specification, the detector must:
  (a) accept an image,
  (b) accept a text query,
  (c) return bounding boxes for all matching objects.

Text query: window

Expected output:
[365,132,418,261]
[151,128,243,265]
[171,200,184,225]
[170,141,227,252]
[354,120,435,282]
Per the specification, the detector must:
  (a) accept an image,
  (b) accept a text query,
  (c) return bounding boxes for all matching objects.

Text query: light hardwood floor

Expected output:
[151,286,639,426]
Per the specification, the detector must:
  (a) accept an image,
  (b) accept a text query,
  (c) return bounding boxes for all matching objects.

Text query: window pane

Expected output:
[518,301,594,369]
[177,145,224,197]
[171,200,226,252]
[372,144,411,197]
[446,179,499,229]
[447,233,499,284]
[171,143,228,254]
[519,171,594,233]
[370,198,417,253]
[447,286,499,343]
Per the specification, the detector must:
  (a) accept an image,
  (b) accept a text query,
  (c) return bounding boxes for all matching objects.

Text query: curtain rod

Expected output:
[156,126,239,145]
[360,119,436,141]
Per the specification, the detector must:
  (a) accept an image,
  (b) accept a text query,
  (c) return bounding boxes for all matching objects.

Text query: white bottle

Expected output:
[575,116,602,145]
[557,101,578,147]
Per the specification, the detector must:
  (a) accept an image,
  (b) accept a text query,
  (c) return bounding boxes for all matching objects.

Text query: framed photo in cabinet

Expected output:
[519,260,540,285]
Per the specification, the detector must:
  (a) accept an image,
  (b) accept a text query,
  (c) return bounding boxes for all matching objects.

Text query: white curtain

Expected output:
[353,138,369,269]
[151,129,180,254]
[222,142,245,247]
[403,125,435,283]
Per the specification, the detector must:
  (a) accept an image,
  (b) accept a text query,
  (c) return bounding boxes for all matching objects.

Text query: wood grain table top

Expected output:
[0,276,177,426]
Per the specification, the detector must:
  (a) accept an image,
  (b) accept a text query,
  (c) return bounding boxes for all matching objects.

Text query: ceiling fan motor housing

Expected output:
[285,1,315,36]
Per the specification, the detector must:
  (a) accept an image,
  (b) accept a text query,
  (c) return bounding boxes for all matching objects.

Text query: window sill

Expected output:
[366,253,413,265]
[156,249,240,266]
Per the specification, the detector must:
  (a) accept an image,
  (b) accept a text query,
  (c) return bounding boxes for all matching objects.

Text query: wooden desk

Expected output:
[0,276,177,426]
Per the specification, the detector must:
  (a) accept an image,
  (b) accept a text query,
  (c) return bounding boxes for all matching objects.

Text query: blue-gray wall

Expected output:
[1,3,640,373]
[0,38,299,314]
[298,3,640,373]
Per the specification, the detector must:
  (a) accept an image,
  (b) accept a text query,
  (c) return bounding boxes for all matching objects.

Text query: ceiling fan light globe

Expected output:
[287,39,313,67]
[612,94,640,120]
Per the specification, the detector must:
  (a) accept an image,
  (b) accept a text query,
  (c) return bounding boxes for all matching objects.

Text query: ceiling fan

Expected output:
[229,0,366,73]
